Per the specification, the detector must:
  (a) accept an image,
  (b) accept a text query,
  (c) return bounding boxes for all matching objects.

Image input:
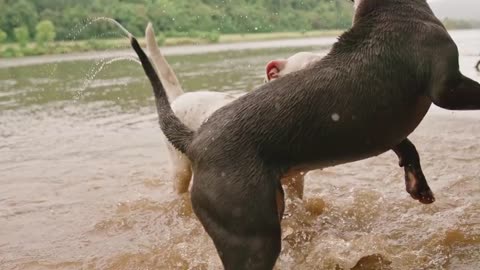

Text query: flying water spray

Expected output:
[54,17,142,101]
[74,56,141,101]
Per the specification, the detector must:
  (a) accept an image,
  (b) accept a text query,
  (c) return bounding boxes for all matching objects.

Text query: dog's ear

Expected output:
[265,60,287,81]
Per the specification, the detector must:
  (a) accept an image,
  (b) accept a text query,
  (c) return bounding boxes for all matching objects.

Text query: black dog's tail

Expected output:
[130,35,194,154]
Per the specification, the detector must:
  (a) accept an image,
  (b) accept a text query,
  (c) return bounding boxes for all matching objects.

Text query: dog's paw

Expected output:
[409,188,435,204]
[405,166,435,204]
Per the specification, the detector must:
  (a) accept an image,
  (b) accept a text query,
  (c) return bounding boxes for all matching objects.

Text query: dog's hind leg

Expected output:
[392,139,435,204]
[145,23,184,102]
[190,166,282,270]
[166,142,192,193]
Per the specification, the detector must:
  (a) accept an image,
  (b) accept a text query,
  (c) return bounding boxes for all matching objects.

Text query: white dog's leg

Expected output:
[166,142,192,193]
[145,23,192,192]
[265,53,323,200]
[145,23,184,102]
[145,25,319,198]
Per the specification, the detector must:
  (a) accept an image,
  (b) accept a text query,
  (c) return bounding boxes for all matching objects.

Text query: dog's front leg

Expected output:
[392,139,435,204]
[476,60,480,71]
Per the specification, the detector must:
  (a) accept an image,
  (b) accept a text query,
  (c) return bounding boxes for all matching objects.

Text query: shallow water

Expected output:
[0,30,479,270]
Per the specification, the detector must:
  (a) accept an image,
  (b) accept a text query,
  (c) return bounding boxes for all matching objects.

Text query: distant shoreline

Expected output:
[1,25,478,61]
[0,35,340,69]
[1,28,479,70]
[0,30,342,60]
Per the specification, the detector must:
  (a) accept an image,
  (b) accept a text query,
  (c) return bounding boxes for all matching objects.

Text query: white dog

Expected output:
[145,23,321,198]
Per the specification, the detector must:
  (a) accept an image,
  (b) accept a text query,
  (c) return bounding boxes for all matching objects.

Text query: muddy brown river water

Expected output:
[0,30,479,270]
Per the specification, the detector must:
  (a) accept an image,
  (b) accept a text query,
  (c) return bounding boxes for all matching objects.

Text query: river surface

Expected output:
[0,30,479,270]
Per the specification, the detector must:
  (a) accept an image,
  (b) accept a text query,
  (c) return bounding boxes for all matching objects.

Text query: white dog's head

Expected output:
[265,52,322,82]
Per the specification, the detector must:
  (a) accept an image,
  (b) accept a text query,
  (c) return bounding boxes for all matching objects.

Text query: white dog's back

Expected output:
[172,91,244,130]
[145,24,304,197]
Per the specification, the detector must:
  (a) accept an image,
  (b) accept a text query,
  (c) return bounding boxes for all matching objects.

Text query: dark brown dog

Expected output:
[131,0,480,269]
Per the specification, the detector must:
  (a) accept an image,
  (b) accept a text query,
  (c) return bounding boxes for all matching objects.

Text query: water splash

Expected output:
[45,17,138,101]
[65,17,133,42]
[73,56,140,101]
[48,16,135,73]
[47,29,123,91]
[90,17,134,38]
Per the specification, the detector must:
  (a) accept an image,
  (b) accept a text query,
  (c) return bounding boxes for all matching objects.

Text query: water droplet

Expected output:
[331,113,340,122]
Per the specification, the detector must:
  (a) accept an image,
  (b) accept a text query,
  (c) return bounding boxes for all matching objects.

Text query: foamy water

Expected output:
[0,30,479,269]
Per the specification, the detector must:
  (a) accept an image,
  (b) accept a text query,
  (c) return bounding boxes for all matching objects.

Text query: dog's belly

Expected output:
[287,95,433,173]
[192,74,433,179]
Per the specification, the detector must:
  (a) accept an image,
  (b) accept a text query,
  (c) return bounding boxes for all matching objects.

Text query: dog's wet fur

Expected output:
[145,23,434,204]
[131,0,480,268]
[145,23,311,198]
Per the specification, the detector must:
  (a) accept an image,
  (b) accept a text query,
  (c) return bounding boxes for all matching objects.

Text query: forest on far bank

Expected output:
[0,0,355,42]
[0,0,478,58]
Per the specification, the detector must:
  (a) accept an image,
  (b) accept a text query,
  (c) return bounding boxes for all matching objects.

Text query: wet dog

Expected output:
[145,23,316,198]
[146,24,432,203]
[132,0,480,268]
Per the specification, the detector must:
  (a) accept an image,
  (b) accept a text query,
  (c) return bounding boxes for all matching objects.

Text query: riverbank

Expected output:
[0,35,340,69]
[3,28,479,70]
[0,30,343,59]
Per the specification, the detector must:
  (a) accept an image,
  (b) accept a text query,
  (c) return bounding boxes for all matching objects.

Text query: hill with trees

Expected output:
[1,0,478,58]
[0,0,353,42]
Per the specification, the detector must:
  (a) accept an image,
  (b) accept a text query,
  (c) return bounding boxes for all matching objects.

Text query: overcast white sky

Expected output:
[428,0,480,20]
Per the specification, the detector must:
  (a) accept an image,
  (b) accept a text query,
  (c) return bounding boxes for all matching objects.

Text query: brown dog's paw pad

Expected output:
[417,190,435,204]
[405,169,435,204]
[408,188,435,204]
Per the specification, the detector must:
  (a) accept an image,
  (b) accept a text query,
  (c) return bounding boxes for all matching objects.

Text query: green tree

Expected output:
[35,20,56,46]
[112,3,148,37]
[0,0,38,39]
[14,26,30,48]
[0,29,7,44]
[0,0,355,41]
